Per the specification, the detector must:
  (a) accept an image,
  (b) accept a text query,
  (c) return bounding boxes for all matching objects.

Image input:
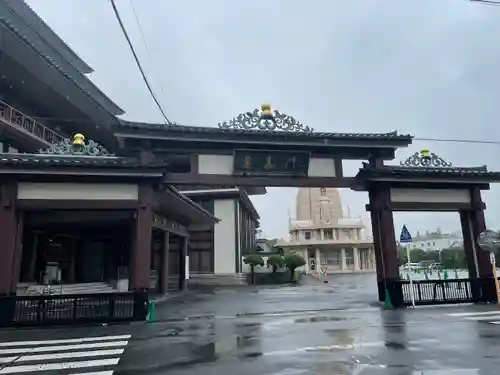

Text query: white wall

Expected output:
[401,237,463,251]
[17,182,139,200]
[390,189,470,204]
[214,199,237,274]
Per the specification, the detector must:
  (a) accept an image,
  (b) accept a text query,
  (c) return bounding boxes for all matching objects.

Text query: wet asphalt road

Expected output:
[2,274,500,374]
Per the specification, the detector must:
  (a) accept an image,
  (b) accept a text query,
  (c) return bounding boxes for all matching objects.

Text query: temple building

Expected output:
[278,188,375,274]
[0,0,260,295]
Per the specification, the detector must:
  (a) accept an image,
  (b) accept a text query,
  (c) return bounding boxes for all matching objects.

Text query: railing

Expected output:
[400,279,473,306]
[0,292,148,327]
[0,100,64,145]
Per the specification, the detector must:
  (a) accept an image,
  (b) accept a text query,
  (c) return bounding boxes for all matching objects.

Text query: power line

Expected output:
[127,0,168,101]
[413,137,500,145]
[109,0,173,125]
[470,0,500,5]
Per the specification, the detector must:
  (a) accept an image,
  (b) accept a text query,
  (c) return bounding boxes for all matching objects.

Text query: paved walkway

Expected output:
[1,274,500,374]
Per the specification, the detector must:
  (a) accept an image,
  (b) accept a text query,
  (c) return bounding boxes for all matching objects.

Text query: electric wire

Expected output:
[109,0,173,125]
[470,0,500,5]
[127,0,168,101]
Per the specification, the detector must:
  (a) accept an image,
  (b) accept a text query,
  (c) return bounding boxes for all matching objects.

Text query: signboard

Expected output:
[478,230,500,253]
[490,252,496,265]
[233,150,310,176]
[399,225,412,243]
[400,224,415,308]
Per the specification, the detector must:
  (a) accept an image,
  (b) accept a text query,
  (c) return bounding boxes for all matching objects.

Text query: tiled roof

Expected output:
[118,120,413,142]
[0,153,167,169]
[359,164,500,179]
[0,17,124,115]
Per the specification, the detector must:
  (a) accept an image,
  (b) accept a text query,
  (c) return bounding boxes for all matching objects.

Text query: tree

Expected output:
[283,253,306,281]
[244,254,265,284]
[266,254,284,273]
[440,248,467,269]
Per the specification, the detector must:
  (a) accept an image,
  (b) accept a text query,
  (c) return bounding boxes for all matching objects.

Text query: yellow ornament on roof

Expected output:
[260,103,273,119]
[73,133,85,146]
[421,148,430,158]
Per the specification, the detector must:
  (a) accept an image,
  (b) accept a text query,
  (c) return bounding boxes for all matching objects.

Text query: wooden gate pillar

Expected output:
[0,183,21,296]
[130,185,153,291]
[459,209,481,302]
[470,188,495,302]
[369,186,402,306]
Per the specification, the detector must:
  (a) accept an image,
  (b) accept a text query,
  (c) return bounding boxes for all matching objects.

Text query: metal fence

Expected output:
[0,292,148,327]
[401,279,473,306]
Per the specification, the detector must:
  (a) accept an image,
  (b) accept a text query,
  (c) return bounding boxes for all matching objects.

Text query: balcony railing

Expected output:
[0,100,64,146]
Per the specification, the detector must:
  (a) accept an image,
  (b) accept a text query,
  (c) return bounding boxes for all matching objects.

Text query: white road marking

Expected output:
[0,333,130,374]
[0,335,131,348]
[0,357,120,373]
[0,341,129,355]
[446,311,500,317]
[15,348,124,362]
[466,314,500,321]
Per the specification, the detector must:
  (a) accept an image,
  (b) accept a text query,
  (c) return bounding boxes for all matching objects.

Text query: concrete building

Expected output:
[278,188,375,274]
[398,230,463,252]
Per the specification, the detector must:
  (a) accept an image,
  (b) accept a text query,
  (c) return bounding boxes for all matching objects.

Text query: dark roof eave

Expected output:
[0,18,124,116]
[116,120,413,146]
[182,188,260,221]
[356,165,500,183]
[166,186,219,224]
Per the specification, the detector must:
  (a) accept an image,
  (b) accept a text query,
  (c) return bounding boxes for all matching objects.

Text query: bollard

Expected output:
[147,301,156,323]
[384,289,394,309]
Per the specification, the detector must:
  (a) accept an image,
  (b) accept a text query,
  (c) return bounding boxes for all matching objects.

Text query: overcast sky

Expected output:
[27,0,500,239]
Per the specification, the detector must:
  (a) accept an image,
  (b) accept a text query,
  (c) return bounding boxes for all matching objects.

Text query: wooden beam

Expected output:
[164,173,358,188]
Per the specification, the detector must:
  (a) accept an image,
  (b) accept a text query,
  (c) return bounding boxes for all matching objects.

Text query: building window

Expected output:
[343,229,351,240]
[320,254,328,265]
[324,229,333,240]
[304,231,311,240]
[345,248,354,265]
[327,250,340,265]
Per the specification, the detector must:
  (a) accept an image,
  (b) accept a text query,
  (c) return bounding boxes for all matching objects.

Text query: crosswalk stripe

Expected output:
[0,335,131,348]
[0,341,129,355]
[0,357,120,373]
[490,321,500,324]
[71,372,114,375]
[0,348,125,363]
[466,314,500,321]
[446,311,499,317]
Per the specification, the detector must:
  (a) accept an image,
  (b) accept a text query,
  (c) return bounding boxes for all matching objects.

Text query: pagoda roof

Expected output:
[0,134,165,176]
[0,15,124,116]
[356,149,500,186]
[118,119,412,144]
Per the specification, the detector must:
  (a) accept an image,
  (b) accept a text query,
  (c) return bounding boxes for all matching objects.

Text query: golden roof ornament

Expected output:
[218,103,314,132]
[38,133,114,156]
[400,149,452,168]
[73,133,85,146]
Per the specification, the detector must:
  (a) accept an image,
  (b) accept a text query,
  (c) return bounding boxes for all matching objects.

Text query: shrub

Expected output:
[283,253,306,281]
[266,254,284,273]
[244,254,265,284]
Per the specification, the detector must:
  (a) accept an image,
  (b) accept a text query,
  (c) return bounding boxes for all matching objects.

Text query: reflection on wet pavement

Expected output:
[104,274,500,374]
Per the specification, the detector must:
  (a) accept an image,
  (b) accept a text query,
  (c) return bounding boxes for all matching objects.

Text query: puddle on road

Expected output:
[294,316,345,323]
[384,341,406,350]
